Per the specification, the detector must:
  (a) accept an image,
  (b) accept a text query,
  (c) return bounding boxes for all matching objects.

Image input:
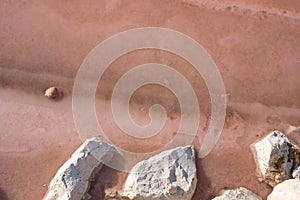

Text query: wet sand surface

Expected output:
[0,0,300,199]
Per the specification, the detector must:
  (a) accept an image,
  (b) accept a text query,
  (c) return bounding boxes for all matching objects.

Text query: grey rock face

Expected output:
[44,138,114,200]
[267,179,300,200]
[252,130,300,186]
[212,187,261,200]
[292,165,300,179]
[122,146,197,200]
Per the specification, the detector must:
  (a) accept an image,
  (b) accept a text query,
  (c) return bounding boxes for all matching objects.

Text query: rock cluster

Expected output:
[122,146,197,200]
[212,130,300,200]
[44,130,300,200]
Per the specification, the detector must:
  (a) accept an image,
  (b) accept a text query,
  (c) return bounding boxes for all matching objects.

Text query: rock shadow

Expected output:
[0,187,8,200]
[192,156,214,200]
[88,151,126,200]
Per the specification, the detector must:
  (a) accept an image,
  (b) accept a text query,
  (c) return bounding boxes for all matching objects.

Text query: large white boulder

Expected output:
[252,130,300,186]
[212,187,261,200]
[267,179,300,200]
[44,138,115,200]
[122,146,197,200]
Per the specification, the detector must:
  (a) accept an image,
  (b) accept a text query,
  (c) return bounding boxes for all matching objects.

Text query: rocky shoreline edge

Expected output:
[43,130,300,200]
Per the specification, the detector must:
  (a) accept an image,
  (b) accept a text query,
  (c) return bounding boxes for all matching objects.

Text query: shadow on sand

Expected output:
[192,156,214,200]
[0,187,8,200]
[88,151,126,200]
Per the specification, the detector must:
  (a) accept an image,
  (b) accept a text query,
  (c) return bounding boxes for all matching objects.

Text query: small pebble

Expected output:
[44,87,59,99]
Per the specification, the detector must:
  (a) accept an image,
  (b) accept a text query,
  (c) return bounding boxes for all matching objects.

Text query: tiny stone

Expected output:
[44,86,59,99]
[212,187,261,200]
[82,193,92,200]
[104,187,118,199]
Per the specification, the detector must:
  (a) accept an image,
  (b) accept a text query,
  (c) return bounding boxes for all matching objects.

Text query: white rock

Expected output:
[252,130,300,186]
[292,165,300,179]
[44,138,115,200]
[122,146,197,200]
[267,179,300,200]
[212,187,261,200]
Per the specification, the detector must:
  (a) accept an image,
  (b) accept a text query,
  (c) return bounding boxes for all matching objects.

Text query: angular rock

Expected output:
[122,146,197,200]
[292,165,300,179]
[44,138,115,200]
[212,187,261,200]
[267,179,300,200]
[252,130,300,186]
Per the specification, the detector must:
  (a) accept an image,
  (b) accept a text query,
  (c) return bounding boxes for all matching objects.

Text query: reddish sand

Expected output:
[0,0,300,200]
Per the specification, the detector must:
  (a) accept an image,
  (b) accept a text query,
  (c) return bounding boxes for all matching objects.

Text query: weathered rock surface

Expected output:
[292,165,300,179]
[252,130,300,186]
[44,138,115,200]
[122,146,197,200]
[212,187,261,200]
[267,179,300,200]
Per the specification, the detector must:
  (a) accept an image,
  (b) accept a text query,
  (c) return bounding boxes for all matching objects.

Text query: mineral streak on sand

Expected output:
[0,0,300,200]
